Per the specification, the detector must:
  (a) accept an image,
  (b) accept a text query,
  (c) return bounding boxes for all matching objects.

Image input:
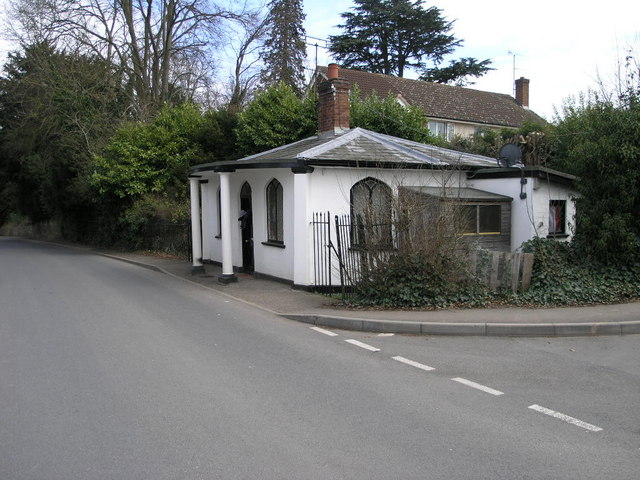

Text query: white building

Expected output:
[189,65,576,288]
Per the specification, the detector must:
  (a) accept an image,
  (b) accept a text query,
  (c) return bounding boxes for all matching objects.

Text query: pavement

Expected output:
[86,246,640,337]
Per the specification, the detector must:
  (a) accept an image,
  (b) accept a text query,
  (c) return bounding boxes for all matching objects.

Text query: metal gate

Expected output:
[311,212,369,298]
[311,212,333,292]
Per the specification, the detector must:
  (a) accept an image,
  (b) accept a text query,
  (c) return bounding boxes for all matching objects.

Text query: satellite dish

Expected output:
[497,143,522,167]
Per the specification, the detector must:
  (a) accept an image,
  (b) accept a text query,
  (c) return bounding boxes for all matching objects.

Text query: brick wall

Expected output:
[318,77,351,135]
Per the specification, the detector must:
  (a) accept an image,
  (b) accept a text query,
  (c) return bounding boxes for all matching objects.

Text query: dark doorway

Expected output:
[239,182,254,273]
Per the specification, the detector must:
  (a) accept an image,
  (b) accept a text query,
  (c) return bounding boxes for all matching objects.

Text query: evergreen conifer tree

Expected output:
[259,0,307,95]
[329,0,491,85]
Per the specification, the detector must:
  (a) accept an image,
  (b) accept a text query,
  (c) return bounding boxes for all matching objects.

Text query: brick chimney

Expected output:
[318,63,350,137]
[515,77,530,108]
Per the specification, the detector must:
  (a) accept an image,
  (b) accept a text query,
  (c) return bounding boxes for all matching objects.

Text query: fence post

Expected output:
[520,254,535,291]
[334,215,346,291]
[490,253,501,288]
[468,251,478,277]
[510,253,522,293]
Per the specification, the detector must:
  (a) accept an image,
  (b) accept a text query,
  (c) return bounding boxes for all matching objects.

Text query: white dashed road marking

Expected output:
[392,356,435,371]
[528,404,603,432]
[345,339,381,352]
[309,329,608,434]
[310,326,338,337]
[451,377,504,396]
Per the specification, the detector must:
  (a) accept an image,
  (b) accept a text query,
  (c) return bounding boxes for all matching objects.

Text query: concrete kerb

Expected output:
[98,252,640,337]
[96,252,168,274]
[42,241,640,338]
[283,313,640,337]
[94,252,286,318]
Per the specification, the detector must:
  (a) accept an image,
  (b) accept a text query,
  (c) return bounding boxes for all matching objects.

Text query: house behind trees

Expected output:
[312,66,545,140]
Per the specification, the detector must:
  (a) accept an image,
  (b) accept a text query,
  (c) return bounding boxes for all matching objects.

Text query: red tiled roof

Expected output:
[314,66,546,128]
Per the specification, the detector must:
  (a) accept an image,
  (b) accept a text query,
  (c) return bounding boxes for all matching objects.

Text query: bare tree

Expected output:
[594,38,640,106]
[226,12,268,112]
[7,0,253,118]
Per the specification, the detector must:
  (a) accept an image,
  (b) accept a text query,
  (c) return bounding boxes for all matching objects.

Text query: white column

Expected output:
[293,171,312,287]
[200,181,211,261]
[218,171,237,283]
[189,177,205,274]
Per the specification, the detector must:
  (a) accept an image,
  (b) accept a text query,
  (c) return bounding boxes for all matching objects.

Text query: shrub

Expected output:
[351,252,491,309]
[515,238,640,305]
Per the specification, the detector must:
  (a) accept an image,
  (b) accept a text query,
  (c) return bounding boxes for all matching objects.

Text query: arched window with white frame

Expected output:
[266,179,283,244]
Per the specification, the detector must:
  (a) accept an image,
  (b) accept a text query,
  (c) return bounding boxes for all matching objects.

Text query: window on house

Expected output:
[461,204,501,235]
[549,200,566,236]
[428,121,455,140]
[266,179,283,243]
[350,177,393,249]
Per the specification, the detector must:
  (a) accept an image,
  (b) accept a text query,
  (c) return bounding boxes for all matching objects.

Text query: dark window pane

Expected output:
[276,182,283,241]
[460,205,477,234]
[478,205,501,233]
[266,180,283,242]
[350,177,392,248]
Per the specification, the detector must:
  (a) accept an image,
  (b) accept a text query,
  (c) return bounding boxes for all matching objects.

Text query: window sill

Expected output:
[547,233,569,239]
[262,241,285,249]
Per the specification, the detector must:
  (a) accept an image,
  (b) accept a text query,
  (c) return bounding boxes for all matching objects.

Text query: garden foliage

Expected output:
[552,98,640,264]
[234,82,316,155]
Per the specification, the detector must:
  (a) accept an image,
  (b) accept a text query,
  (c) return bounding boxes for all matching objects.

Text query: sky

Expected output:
[304,0,640,120]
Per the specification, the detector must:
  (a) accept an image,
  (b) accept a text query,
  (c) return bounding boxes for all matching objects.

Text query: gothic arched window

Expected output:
[350,177,392,249]
[266,179,283,243]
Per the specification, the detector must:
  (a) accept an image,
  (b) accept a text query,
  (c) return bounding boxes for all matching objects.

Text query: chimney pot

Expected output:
[328,63,339,80]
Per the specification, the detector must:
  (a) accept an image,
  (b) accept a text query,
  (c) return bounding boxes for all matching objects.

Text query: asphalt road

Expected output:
[1,237,639,479]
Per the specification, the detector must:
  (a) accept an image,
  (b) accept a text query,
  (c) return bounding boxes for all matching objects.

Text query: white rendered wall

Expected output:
[307,167,470,286]
[307,167,467,215]
[469,176,577,251]
[241,169,295,281]
[199,176,222,263]
[467,177,530,251]
[293,172,312,286]
[530,178,577,242]
[193,166,575,283]
[199,169,296,281]
[200,180,215,262]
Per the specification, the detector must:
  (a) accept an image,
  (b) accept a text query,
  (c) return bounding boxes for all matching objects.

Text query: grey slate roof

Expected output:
[190,127,500,175]
[314,66,547,128]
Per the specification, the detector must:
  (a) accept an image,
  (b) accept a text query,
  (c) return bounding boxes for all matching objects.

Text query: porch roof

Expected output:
[470,166,576,187]
[402,186,513,202]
